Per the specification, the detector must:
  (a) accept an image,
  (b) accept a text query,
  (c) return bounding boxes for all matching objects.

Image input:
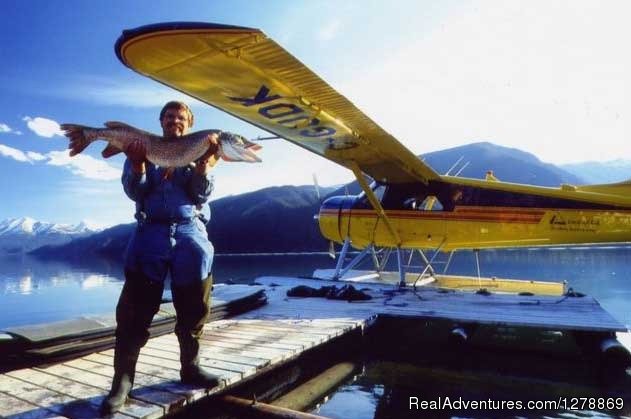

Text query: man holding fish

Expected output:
[62,101,261,414]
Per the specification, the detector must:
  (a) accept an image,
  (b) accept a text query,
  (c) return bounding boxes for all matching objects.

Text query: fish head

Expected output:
[219,131,246,146]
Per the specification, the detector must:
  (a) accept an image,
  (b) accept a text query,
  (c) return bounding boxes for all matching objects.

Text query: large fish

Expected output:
[60,121,262,167]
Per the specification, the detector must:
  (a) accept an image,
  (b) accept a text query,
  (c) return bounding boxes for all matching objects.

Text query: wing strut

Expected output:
[348,161,401,246]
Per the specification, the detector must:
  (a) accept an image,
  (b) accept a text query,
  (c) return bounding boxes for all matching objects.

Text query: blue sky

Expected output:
[1,1,629,227]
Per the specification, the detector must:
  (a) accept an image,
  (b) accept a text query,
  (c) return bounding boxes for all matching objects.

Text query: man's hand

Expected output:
[125,139,147,174]
[194,133,220,175]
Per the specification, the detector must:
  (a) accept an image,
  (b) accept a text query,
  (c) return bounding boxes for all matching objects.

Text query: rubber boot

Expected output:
[172,275,220,388]
[99,344,140,415]
[100,270,164,414]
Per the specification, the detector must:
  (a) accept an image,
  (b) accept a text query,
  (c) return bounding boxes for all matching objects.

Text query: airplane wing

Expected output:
[115,22,440,184]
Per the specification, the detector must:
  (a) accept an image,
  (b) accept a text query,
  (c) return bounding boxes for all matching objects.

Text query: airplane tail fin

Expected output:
[574,180,631,197]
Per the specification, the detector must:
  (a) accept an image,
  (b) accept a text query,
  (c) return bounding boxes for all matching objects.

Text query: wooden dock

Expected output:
[0,276,628,418]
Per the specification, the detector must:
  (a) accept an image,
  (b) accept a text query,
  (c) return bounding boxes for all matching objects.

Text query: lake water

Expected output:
[312,360,631,418]
[1,246,629,330]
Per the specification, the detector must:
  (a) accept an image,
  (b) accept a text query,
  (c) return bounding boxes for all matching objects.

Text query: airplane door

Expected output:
[348,184,387,248]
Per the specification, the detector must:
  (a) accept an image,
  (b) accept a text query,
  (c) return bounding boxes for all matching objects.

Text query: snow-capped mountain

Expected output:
[0,217,101,254]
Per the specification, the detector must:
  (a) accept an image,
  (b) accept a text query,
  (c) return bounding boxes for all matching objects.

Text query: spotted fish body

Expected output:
[60,121,261,167]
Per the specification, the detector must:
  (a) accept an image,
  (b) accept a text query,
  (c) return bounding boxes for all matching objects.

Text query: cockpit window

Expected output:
[356,183,452,212]
[420,196,444,211]
[373,184,386,201]
[402,195,444,211]
[356,183,387,209]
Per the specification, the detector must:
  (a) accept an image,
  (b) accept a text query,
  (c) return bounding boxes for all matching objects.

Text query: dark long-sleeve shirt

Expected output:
[122,159,212,221]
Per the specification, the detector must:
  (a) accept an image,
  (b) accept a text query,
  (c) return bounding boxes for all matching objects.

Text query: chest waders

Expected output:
[101,223,218,414]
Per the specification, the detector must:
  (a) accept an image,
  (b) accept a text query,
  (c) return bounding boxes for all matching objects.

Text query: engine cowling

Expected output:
[317,195,356,243]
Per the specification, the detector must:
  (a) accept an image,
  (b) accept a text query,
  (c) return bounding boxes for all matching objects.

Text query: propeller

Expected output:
[312,173,321,200]
[311,172,338,259]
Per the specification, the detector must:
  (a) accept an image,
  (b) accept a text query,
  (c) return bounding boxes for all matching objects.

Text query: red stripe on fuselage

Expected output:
[320,207,546,224]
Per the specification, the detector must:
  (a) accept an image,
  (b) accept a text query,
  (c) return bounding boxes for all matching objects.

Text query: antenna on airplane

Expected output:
[252,135,281,141]
[445,156,464,176]
[454,161,470,177]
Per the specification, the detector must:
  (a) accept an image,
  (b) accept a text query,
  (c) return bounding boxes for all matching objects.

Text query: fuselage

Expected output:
[319,177,631,250]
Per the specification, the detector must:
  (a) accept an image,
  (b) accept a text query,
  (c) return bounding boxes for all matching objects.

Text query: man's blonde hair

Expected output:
[159,101,194,128]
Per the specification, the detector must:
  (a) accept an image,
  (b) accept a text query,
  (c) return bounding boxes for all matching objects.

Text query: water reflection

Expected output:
[82,274,108,289]
[0,254,125,329]
[0,247,629,330]
[0,253,337,330]
[314,361,630,419]
[19,274,32,295]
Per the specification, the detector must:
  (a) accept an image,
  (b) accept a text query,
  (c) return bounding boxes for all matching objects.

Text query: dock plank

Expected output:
[201,330,311,351]
[138,346,255,377]
[196,338,294,364]
[30,364,166,419]
[5,369,146,419]
[0,391,65,419]
[143,339,270,368]
[0,375,120,419]
[151,334,289,365]
[217,325,330,343]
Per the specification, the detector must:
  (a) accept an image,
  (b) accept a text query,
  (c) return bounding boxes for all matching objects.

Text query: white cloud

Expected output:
[46,150,121,181]
[26,151,46,161]
[0,143,120,180]
[0,123,21,135]
[338,0,631,164]
[22,116,63,138]
[0,144,31,163]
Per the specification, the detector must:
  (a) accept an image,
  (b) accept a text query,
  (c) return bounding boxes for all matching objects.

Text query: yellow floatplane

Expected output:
[115,22,631,294]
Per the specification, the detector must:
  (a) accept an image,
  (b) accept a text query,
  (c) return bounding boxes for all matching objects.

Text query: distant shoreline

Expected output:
[213,244,631,257]
[216,252,334,257]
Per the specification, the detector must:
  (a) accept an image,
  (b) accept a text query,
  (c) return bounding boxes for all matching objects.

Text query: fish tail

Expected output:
[60,124,94,156]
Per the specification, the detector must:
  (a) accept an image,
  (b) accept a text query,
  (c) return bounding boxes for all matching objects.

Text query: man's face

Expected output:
[161,107,190,138]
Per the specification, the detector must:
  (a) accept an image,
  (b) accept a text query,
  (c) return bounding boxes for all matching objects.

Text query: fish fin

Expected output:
[104,121,137,130]
[101,144,123,158]
[104,121,155,137]
[60,123,91,156]
[60,123,90,131]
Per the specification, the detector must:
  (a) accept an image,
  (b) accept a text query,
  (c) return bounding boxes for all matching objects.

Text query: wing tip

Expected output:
[115,21,260,66]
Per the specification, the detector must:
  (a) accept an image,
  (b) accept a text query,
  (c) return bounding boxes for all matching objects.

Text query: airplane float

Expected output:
[115,22,631,290]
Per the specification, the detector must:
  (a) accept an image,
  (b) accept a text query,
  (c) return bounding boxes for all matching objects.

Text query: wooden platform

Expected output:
[0,276,627,418]
[254,276,626,332]
[0,318,364,418]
